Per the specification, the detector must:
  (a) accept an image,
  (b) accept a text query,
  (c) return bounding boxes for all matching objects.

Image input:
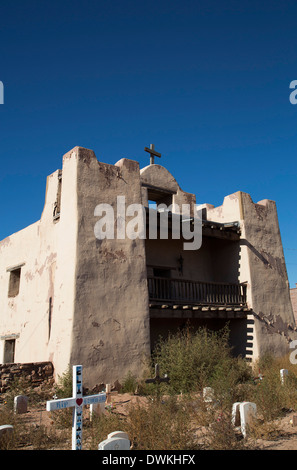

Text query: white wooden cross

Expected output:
[46,365,106,450]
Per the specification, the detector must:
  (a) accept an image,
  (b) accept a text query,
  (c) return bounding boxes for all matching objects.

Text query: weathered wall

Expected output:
[70,148,151,388]
[0,221,42,363]
[240,193,296,358]
[140,164,196,215]
[145,237,240,284]
[0,169,60,366]
[47,149,78,378]
[206,191,297,360]
[0,150,78,381]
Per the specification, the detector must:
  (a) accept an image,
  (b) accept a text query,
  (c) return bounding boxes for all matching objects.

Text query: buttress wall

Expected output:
[206,191,296,360]
[70,147,151,388]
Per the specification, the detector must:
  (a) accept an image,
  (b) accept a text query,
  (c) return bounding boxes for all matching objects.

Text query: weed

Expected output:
[152,325,252,396]
[120,371,138,394]
[125,395,199,450]
[86,411,124,449]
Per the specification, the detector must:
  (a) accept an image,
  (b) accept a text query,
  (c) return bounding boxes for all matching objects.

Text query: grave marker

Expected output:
[292,415,297,426]
[14,395,28,414]
[239,402,257,438]
[46,365,106,450]
[108,430,130,441]
[145,364,169,385]
[232,401,257,437]
[231,402,241,427]
[0,425,13,442]
[90,401,105,420]
[203,387,215,403]
[98,436,130,450]
[280,368,289,385]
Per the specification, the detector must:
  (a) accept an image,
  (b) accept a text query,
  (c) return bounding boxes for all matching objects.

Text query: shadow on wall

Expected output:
[150,317,250,358]
[240,239,270,267]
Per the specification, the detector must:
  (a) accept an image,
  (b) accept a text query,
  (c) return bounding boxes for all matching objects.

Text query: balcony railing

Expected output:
[148,276,247,307]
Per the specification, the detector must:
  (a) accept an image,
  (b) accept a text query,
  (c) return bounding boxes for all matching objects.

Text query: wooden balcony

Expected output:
[148,276,247,307]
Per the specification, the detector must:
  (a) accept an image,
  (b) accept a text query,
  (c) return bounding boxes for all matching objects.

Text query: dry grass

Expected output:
[1,331,297,450]
[0,402,70,450]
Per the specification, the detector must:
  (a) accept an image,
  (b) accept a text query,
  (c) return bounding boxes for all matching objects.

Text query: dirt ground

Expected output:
[12,392,297,450]
[251,412,297,450]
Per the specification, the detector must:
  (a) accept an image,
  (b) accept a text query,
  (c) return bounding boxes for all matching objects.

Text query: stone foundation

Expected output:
[0,362,54,393]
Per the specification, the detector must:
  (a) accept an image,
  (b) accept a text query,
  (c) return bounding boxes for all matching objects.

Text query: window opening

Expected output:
[3,339,15,363]
[53,170,62,220]
[8,267,21,297]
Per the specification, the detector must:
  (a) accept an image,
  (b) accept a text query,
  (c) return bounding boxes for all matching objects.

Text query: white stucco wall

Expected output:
[0,149,78,380]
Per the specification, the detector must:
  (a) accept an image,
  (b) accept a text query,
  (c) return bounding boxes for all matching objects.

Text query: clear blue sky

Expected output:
[1,0,297,287]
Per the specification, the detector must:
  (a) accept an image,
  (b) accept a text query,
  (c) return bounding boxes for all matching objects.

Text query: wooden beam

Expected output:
[144,147,161,158]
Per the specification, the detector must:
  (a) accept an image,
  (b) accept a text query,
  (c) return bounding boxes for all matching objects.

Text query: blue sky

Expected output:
[1,0,297,287]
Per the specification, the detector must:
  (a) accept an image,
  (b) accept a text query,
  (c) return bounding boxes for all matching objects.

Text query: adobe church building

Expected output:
[0,145,296,389]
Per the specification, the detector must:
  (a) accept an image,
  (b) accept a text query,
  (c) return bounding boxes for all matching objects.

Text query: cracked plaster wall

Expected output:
[206,191,297,360]
[70,148,150,387]
[0,151,78,377]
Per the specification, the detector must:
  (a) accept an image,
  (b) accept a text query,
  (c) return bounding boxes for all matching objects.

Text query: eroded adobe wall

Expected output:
[0,151,78,381]
[206,191,297,360]
[240,193,296,358]
[0,171,61,367]
[70,147,150,388]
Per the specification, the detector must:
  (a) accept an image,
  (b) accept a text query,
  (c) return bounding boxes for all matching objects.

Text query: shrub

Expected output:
[50,366,73,429]
[53,365,73,399]
[86,411,125,450]
[251,355,297,421]
[209,355,253,407]
[120,371,138,394]
[205,409,245,450]
[152,325,252,395]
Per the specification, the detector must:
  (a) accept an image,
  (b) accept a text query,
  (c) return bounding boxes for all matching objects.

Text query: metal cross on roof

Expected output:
[144,144,161,165]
